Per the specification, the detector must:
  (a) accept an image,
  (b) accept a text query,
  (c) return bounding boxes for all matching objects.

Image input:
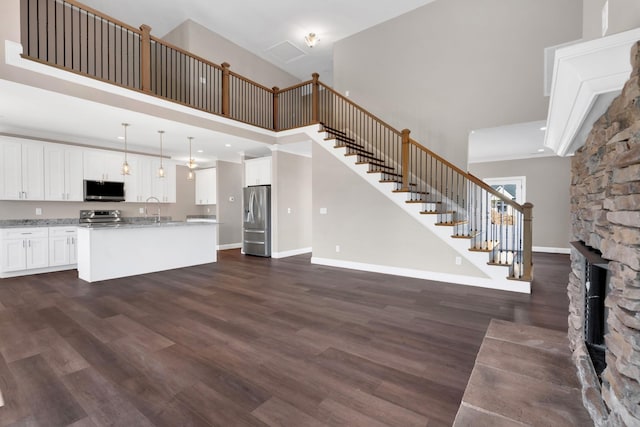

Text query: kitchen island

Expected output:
[77,221,217,283]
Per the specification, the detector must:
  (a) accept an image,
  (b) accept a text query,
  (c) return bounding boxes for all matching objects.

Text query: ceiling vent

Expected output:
[265,41,306,64]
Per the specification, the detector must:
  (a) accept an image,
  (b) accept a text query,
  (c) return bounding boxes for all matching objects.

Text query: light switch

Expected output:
[320,207,327,215]
[35,208,42,215]
[287,208,292,214]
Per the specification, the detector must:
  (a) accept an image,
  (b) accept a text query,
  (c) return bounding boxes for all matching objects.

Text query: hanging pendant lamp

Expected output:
[121,123,131,175]
[157,130,165,178]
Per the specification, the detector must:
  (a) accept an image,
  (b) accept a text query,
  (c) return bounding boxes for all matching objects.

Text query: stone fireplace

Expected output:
[569,41,640,426]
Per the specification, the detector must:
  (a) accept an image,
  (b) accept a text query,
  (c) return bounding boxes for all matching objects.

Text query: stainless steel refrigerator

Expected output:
[243,185,271,257]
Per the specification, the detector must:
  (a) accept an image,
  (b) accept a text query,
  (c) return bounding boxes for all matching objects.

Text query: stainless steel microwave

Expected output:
[83,180,125,202]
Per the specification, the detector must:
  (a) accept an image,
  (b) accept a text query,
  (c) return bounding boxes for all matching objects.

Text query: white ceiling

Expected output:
[78,0,437,84]
[468,120,555,164]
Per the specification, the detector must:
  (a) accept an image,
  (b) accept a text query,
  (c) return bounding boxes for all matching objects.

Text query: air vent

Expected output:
[265,41,306,63]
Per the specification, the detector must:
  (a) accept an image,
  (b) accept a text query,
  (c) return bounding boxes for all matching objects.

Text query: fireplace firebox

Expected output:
[571,241,609,381]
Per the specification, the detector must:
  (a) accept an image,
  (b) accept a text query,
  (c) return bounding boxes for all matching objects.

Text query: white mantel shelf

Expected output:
[545,28,640,156]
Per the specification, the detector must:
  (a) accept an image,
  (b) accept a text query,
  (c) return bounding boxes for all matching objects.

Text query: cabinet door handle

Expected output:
[27,240,31,248]
[23,240,26,248]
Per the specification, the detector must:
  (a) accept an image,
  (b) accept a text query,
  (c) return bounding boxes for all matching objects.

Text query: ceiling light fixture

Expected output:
[225,143,231,147]
[540,126,547,131]
[121,123,131,175]
[537,148,545,152]
[187,137,197,180]
[304,33,319,48]
[157,130,165,178]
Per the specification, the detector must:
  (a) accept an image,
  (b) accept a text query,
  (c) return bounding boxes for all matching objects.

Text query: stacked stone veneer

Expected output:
[569,41,640,426]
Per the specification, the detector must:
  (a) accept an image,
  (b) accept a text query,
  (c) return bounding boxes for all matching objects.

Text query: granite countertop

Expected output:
[0,218,79,228]
[78,221,218,230]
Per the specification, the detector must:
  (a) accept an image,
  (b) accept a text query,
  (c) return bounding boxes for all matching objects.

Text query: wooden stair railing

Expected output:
[19,0,533,283]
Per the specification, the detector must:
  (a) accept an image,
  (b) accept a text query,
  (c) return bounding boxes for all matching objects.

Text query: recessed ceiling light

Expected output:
[537,148,545,152]
[197,149,203,153]
[117,136,125,140]
[540,126,547,131]
[225,144,231,147]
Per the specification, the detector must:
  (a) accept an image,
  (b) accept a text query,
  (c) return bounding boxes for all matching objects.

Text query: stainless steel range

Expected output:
[79,210,123,226]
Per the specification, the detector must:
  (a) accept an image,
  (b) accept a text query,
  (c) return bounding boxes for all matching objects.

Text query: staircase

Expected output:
[310,121,532,293]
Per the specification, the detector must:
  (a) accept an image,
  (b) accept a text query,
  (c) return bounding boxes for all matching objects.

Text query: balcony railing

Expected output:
[19,0,533,282]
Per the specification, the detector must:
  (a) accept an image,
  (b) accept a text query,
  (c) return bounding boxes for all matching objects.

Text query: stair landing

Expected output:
[453,319,592,426]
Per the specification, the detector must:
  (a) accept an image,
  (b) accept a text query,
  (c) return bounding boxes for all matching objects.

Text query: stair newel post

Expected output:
[401,129,411,191]
[221,62,231,117]
[312,73,320,124]
[522,202,534,281]
[272,87,279,131]
[139,24,152,93]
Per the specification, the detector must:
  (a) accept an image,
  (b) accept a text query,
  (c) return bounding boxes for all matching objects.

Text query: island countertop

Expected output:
[77,221,217,282]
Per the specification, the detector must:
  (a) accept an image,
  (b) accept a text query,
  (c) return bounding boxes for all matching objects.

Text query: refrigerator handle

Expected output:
[246,190,255,223]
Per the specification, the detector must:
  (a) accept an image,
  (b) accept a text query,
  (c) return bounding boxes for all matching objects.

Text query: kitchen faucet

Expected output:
[145,196,161,222]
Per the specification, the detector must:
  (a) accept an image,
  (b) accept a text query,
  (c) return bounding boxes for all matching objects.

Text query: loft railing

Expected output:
[19,0,533,282]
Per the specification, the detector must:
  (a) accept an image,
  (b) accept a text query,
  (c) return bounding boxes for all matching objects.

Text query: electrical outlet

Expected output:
[336,245,340,253]
[320,207,327,215]
[35,208,42,216]
[455,256,462,266]
[287,208,292,214]
[345,90,350,97]
[139,207,144,214]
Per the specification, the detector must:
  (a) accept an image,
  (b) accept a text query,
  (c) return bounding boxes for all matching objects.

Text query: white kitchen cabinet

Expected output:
[0,228,49,273]
[245,157,271,186]
[125,156,152,202]
[84,149,125,182]
[49,227,78,266]
[0,139,44,200]
[44,144,84,201]
[152,159,176,203]
[195,168,216,205]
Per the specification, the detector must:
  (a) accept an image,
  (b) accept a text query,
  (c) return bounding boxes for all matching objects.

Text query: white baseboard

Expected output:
[0,264,76,279]
[217,243,242,250]
[272,247,312,259]
[310,257,530,294]
[533,246,571,254]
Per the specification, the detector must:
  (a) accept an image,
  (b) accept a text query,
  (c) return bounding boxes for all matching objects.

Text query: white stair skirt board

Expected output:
[311,257,530,294]
[272,247,312,259]
[218,243,242,250]
[533,246,571,254]
[305,125,531,294]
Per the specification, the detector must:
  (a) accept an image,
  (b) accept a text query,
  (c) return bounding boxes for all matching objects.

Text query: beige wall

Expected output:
[216,160,243,246]
[312,143,486,277]
[272,151,311,254]
[0,166,199,221]
[583,0,640,40]
[163,20,300,89]
[333,0,582,168]
[469,156,572,250]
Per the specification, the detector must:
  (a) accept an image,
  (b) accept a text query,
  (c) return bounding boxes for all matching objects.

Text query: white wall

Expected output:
[312,141,487,277]
[333,0,583,168]
[272,150,312,255]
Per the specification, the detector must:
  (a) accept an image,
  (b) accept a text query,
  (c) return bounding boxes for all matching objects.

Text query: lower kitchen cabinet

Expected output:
[0,228,49,273]
[49,227,78,266]
[0,226,78,277]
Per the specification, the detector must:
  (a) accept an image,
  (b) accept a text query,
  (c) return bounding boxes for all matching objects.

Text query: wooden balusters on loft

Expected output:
[221,62,230,117]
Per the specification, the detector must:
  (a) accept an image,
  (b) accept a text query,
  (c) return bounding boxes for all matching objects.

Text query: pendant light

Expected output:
[157,130,165,178]
[121,123,131,175]
[187,136,196,180]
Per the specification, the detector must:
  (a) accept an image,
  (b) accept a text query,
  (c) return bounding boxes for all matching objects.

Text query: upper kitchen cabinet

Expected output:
[151,159,176,203]
[0,138,44,200]
[44,144,84,201]
[84,149,125,182]
[195,168,216,205]
[245,157,271,186]
[125,155,152,202]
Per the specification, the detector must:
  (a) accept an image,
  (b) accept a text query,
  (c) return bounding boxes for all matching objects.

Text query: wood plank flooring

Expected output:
[0,250,573,426]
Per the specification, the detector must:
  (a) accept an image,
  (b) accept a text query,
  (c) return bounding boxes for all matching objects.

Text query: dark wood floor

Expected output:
[0,251,571,427]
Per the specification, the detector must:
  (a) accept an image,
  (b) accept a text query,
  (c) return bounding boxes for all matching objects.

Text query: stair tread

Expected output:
[451,232,480,239]
[333,144,374,156]
[405,199,437,204]
[345,152,384,162]
[435,220,468,226]
[320,124,348,137]
[469,240,500,252]
[356,162,394,170]
[369,171,402,177]
[420,208,450,214]
[487,261,511,267]
[392,189,429,194]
